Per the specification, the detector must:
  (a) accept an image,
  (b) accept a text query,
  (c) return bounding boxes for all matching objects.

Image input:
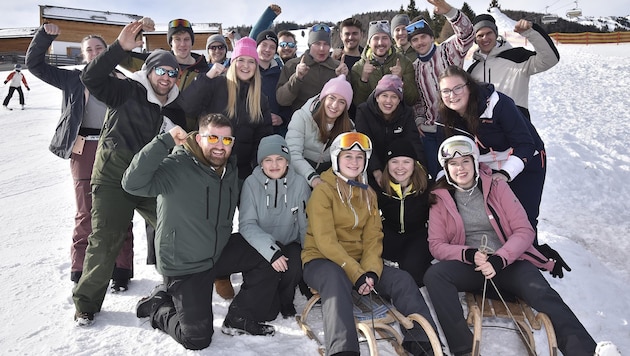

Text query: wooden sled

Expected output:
[465,292,558,356]
[297,289,442,356]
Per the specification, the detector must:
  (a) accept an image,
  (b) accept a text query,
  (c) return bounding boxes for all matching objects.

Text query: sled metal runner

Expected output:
[297,289,443,356]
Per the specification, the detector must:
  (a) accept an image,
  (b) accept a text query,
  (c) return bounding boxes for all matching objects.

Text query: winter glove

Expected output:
[537,243,572,278]
[354,272,378,292]
[3,81,6,84]
[464,248,478,264]
[26,87,30,91]
[487,254,505,273]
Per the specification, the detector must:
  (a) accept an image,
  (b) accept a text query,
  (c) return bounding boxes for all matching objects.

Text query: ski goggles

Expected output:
[200,134,235,146]
[405,19,430,33]
[279,41,296,48]
[153,67,179,78]
[311,24,331,33]
[440,139,475,160]
[338,132,372,152]
[168,19,192,29]
[369,20,390,34]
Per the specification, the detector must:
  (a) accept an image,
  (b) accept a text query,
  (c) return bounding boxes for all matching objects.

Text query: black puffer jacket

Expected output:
[355,92,426,181]
[181,75,273,180]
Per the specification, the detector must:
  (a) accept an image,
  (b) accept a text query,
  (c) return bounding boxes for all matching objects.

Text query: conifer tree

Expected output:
[488,0,501,12]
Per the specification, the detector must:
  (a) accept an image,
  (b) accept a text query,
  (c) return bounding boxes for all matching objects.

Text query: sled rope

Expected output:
[478,235,537,355]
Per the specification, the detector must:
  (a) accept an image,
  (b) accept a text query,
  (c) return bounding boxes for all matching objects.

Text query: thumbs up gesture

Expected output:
[390,58,403,78]
[335,55,349,76]
[296,55,310,79]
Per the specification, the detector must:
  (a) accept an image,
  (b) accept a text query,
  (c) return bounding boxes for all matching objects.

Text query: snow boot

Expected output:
[215,277,235,299]
[595,341,621,356]
[110,278,129,293]
[136,284,169,318]
[221,312,275,336]
[74,311,95,327]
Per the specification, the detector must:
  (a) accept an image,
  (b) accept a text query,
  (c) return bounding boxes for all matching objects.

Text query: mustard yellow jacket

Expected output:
[301,168,383,284]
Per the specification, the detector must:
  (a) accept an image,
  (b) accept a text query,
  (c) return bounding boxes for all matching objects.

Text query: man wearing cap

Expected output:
[391,13,417,62]
[467,14,559,121]
[351,20,417,107]
[206,33,230,70]
[410,0,474,178]
[276,24,348,117]
[72,20,185,327]
[256,30,290,136]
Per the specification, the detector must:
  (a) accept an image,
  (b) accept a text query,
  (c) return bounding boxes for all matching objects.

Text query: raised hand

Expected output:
[169,126,188,145]
[335,55,349,76]
[428,0,453,15]
[139,17,155,32]
[514,19,533,34]
[361,62,375,82]
[390,58,402,78]
[43,23,60,36]
[296,55,310,79]
[118,21,144,51]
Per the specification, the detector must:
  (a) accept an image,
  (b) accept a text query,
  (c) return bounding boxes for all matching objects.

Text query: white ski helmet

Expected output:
[330,132,373,174]
[438,135,480,187]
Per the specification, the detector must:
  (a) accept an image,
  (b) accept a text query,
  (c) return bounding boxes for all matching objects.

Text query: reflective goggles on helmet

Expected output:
[439,139,475,161]
[337,132,372,152]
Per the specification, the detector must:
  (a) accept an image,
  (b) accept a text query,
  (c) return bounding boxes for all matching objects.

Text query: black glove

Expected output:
[354,272,378,292]
[3,81,6,84]
[487,254,505,274]
[464,248,478,264]
[27,87,30,91]
[537,243,572,278]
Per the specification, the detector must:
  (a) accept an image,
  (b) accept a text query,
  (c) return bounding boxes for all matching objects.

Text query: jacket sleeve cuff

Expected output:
[488,254,506,271]
[464,248,478,264]
[501,155,525,181]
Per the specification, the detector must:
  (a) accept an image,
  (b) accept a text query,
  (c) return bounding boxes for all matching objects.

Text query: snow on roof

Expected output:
[0,28,37,38]
[40,5,142,25]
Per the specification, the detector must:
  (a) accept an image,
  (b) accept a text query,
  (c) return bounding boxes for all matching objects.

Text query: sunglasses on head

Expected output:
[208,44,226,51]
[311,24,331,33]
[279,41,296,48]
[405,19,429,33]
[440,140,475,160]
[200,134,235,146]
[168,19,192,29]
[338,132,372,151]
[369,20,390,34]
[153,66,179,78]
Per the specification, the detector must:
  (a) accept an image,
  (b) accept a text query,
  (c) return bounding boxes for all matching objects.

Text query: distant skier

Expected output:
[3,64,30,110]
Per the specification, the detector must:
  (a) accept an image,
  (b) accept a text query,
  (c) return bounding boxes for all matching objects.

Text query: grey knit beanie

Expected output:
[257,135,291,165]
[391,14,410,35]
[473,14,498,36]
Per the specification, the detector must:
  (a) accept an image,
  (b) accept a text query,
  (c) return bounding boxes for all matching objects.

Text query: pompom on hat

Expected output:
[257,135,291,165]
[232,37,259,64]
[319,74,353,110]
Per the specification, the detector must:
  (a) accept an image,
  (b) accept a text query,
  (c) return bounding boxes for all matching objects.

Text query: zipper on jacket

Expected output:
[399,196,405,234]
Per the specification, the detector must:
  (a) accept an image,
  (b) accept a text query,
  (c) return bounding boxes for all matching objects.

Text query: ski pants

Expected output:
[276,241,303,309]
[151,233,279,350]
[509,151,546,244]
[3,86,24,106]
[423,259,596,356]
[73,183,156,313]
[382,228,433,288]
[303,259,437,355]
[69,139,133,283]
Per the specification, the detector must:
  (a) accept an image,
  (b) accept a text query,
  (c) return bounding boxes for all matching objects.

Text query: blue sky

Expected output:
[1,0,627,29]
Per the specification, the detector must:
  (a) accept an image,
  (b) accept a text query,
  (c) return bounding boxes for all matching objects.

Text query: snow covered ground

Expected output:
[1,18,629,356]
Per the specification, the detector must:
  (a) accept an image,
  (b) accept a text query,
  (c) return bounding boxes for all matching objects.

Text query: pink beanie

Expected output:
[374,74,403,101]
[319,74,353,110]
[232,37,259,63]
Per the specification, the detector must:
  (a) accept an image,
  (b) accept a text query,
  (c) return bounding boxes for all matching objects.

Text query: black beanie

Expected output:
[256,30,278,47]
[167,19,195,46]
[386,139,418,162]
[142,49,180,72]
[473,14,498,36]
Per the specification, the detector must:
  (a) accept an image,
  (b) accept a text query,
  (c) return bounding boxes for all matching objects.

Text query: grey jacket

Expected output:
[238,165,311,262]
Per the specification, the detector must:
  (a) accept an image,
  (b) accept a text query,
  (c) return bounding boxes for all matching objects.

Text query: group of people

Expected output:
[23,1,620,355]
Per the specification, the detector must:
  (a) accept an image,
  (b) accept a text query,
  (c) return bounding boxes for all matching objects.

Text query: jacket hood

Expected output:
[129,69,180,107]
[301,50,338,70]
